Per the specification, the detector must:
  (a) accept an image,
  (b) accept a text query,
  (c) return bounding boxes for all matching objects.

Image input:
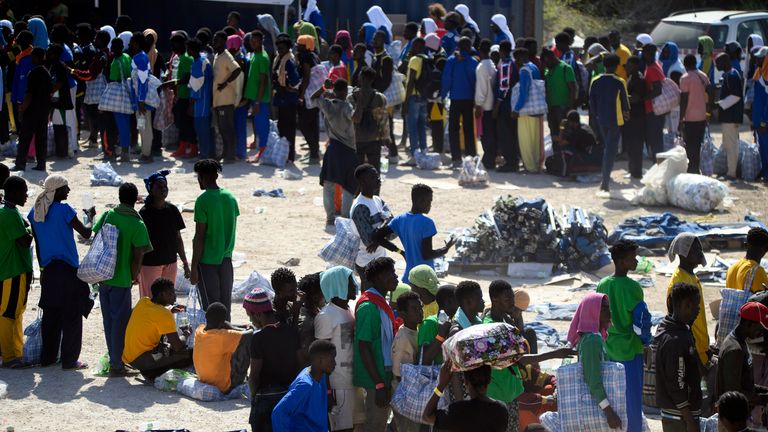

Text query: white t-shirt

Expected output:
[315,302,355,389]
[350,194,391,267]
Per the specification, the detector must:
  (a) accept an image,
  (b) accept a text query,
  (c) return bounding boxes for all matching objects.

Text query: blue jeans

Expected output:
[113,112,132,149]
[235,104,248,159]
[599,123,621,187]
[98,284,132,369]
[194,116,213,159]
[406,96,427,155]
[620,354,644,432]
[252,101,270,149]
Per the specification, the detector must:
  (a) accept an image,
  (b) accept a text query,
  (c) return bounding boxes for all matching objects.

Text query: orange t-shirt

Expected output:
[192,325,244,392]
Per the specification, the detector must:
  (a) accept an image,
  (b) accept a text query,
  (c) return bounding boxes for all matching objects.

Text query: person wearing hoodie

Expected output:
[490,14,514,46]
[441,36,478,168]
[698,36,716,85]
[654,282,702,432]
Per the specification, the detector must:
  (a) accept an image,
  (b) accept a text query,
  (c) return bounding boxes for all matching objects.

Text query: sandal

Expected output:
[63,361,88,371]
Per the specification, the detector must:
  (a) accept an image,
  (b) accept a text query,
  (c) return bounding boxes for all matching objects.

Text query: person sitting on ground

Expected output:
[122,278,192,381]
[408,264,440,317]
[418,284,458,365]
[726,227,768,293]
[546,109,603,177]
[423,361,509,432]
[193,302,252,393]
[718,391,755,432]
[391,291,424,432]
[374,184,456,284]
[271,267,302,326]
[655,283,702,432]
[272,339,337,431]
[716,302,768,410]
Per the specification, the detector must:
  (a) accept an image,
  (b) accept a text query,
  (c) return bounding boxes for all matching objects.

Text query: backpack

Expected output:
[573,60,589,107]
[414,54,436,98]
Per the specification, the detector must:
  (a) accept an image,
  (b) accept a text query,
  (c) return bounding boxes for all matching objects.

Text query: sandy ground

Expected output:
[1,116,765,431]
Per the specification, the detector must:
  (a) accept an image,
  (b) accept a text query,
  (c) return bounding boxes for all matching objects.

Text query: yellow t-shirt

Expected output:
[615,44,632,80]
[666,268,709,365]
[193,325,244,392]
[407,55,424,96]
[122,298,177,364]
[422,300,439,319]
[726,258,768,293]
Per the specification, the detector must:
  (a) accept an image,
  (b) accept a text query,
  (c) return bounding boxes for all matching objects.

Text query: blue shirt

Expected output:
[441,30,459,57]
[440,51,478,101]
[190,57,213,118]
[62,45,77,89]
[308,10,327,40]
[752,76,768,126]
[12,55,33,104]
[720,69,744,124]
[28,202,79,268]
[388,212,438,283]
[588,73,629,127]
[272,368,328,432]
[493,32,509,45]
[132,51,150,104]
[273,58,300,107]
[513,63,541,112]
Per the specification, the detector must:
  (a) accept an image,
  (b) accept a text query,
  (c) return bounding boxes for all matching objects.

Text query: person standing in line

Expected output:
[622,56,647,179]
[402,37,429,166]
[272,35,301,164]
[11,47,50,172]
[106,37,133,163]
[0,176,33,368]
[138,171,189,298]
[391,291,424,432]
[442,37,478,168]
[296,34,321,165]
[589,54,629,192]
[190,159,239,319]
[70,30,112,157]
[511,47,543,173]
[541,48,576,146]
[128,32,155,164]
[608,30,632,80]
[244,30,271,162]
[349,68,387,172]
[642,44,665,163]
[187,38,215,159]
[92,183,152,377]
[752,52,768,182]
[226,35,248,161]
[168,31,197,158]
[370,31,398,163]
[28,175,94,370]
[495,40,520,172]
[716,52,744,180]
[475,39,498,170]
[211,31,242,164]
[679,54,710,174]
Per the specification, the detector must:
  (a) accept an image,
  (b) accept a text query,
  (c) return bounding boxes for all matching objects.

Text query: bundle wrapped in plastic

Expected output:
[667,173,728,213]
[90,162,124,186]
[414,150,441,170]
[442,322,528,371]
[458,156,489,187]
[177,377,249,401]
[232,271,273,302]
[633,146,688,206]
[154,369,195,392]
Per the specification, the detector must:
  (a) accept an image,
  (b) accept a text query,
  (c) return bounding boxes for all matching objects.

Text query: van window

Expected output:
[736,20,766,48]
[650,21,728,49]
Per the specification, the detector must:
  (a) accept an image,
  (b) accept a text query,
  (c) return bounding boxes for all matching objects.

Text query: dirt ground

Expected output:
[1,117,764,431]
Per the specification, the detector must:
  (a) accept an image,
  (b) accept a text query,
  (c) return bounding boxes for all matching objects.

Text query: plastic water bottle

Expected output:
[635,256,652,273]
[438,310,449,324]
[380,156,389,174]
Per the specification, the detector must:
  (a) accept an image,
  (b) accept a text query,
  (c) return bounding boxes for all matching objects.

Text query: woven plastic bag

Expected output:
[739,139,762,182]
[442,323,528,372]
[717,266,758,344]
[667,173,728,213]
[261,132,289,169]
[154,368,196,392]
[652,78,681,116]
[77,222,118,284]
[700,127,716,176]
[22,310,43,365]
[391,348,449,423]
[319,218,360,269]
[177,378,248,401]
[557,361,629,432]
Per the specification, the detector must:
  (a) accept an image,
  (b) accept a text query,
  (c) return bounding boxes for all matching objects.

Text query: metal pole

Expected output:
[297,0,302,22]
[284,5,288,31]
[118,0,122,16]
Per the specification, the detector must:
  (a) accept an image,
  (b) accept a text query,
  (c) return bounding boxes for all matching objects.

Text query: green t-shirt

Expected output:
[109,53,132,82]
[544,60,576,108]
[0,206,32,281]
[244,50,272,103]
[577,332,608,403]
[93,209,151,288]
[176,53,193,99]
[417,314,442,364]
[596,275,644,361]
[353,300,393,388]
[482,314,525,402]
[193,188,239,265]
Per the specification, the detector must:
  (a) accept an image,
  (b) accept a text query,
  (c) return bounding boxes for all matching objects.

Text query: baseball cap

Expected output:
[739,302,768,330]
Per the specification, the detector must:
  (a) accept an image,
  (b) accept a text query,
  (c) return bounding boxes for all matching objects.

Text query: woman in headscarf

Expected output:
[566,293,622,429]
[697,35,715,84]
[100,24,116,49]
[296,21,319,54]
[366,5,393,43]
[227,34,249,160]
[257,14,279,57]
[138,170,189,299]
[490,14,514,46]
[142,29,162,76]
[454,4,479,39]
[28,175,94,370]
[301,0,326,40]
[360,22,377,49]
[316,266,359,430]
[659,41,684,78]
[27,17,48,49]
[665,232,708,365]
[334,30,353,76]
[117,31,132,51]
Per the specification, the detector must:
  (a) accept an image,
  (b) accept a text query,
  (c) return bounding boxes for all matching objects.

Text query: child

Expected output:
[596,240,650,432]
[315,266,360,431]
[717,391,755,432]
[246,287,301,432]
[375,184,456,283]
[418,284,458,365]
[391,291,424,432]
[655,283,702,432]
[272,340,337,431]
[567,293,621,429]
[271,267,301,326]
[726,227,768,293]
[666,232,709,366]
[326,44,348,83]
[193,302,252,393]
[408,264,440,318]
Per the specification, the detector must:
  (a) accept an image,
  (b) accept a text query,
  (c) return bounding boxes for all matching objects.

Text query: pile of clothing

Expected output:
[556,207,612,272]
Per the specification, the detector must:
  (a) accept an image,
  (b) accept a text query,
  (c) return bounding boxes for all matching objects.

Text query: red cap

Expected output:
[739,302,768,330]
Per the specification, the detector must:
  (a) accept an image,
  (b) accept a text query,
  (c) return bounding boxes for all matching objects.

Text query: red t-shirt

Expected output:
[644,61,664,113]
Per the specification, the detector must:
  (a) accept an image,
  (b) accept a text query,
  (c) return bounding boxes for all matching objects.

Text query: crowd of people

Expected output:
[3,2,768,432]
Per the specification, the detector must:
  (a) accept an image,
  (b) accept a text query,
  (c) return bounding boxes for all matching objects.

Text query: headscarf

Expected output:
[491,14,514,46]
[408,265,439,296]
[302,0,320,22]
[101,25,116,49]
[366,6,393,41]
[132,53,149,84]
[567,293,609,346]
[636,33,653,46]
[28,17,48,49]
[696,36,714,77]
[667,232,705,265]
[660,41,683,77]
[587,43,608,57]
[33,175,68,223]
[421,18,437,36]
[258,14,279,52]
[319,266,359,302]
[749,34,764,51]
[297,21,319,54]
[362,23,377,48]
[226,34,243,51]
[335,30,353,62]
[424,33,441,51]
[118,30,132,49]
[754,49,768,81]
[143,169,169,194]
[297,34,315,52]
[455,4,479,34]
[0,20,12,32]
[143,29,158,72]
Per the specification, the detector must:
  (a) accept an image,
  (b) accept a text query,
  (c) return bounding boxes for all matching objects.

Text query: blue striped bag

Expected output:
[557,361,628,432]
[391,348,448,423]
[717,265,758,344]
[77,222,118,284]
[22,310,43,364]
